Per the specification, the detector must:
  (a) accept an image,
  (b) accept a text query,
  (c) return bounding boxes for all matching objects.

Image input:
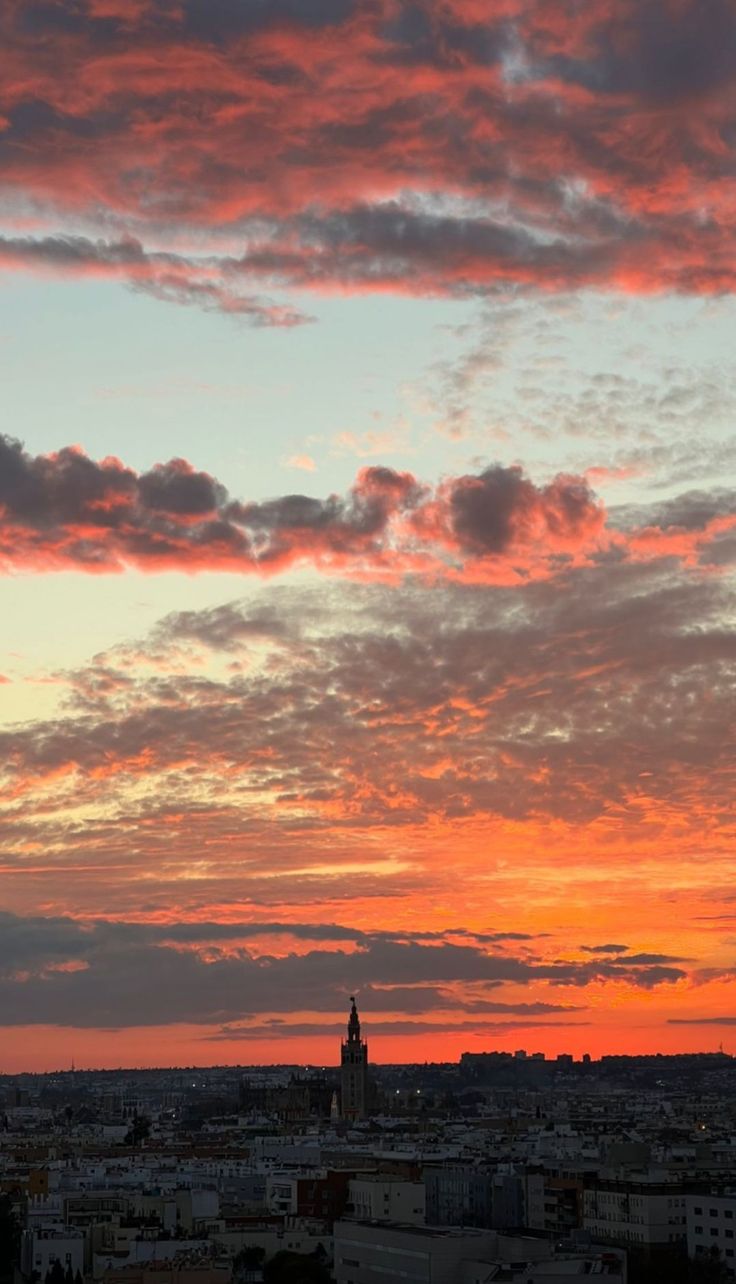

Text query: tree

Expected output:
[236,1246,266,1267]
[628,1247,688,1284]
[0,1194,19,1284]
[263,1250,331,1284]
[687,1248,731,1283]
[125,1111,151,1145]
[234,1245,266,1281]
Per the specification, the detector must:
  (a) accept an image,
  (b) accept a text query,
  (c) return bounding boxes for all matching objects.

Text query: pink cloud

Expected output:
[0,0,734,308]
[0,433,732,580]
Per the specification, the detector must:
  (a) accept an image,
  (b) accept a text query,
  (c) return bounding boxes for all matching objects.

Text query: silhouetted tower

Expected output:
[340,995,368,1120]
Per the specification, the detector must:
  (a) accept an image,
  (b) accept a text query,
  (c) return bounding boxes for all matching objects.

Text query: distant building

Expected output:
[425,1166,524,1231]
[340,997,369,1121]
[347,1175,426,1225]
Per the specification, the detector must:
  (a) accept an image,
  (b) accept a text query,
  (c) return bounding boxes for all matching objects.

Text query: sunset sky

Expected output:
[1,0,735,1073]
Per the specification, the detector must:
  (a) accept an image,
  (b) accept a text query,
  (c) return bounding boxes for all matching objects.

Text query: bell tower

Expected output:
[340,995,368,1120]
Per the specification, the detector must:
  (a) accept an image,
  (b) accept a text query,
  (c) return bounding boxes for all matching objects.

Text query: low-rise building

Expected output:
[20,1226,86,1277]
[334,1220,501,1284]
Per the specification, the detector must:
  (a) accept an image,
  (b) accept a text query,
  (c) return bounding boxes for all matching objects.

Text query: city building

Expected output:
[347,1175,426,1224]
[424,1165,494,1228]
[334,1223,625,1284]
[526,1171,584,1236]
[686,1190,736,1276]
[333,1220,500,1284]
[583,1174,689,1249]
[20,1227,85,1278]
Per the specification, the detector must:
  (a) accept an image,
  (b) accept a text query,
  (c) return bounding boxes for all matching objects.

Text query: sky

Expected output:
[0,0,735,1073]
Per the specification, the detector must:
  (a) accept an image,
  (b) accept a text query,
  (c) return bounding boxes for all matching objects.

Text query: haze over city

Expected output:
[1,0,735,1075]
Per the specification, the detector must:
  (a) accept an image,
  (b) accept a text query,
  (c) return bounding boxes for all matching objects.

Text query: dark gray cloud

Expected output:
[229,466,426,560]
[622,953,692,966]
[150,601,293,652]
[613,489,736,535]
[447,465,599,553]
[668,1017,736,1026]
[580,944,629,955]
[0,910,684,1028]
[0,232,159,269]
[181,0,354,41]
[0,234,309,324]
[450,465,537,553]
[207,1017,590,1040]
[244,203,622,294]
[543,0,736,103]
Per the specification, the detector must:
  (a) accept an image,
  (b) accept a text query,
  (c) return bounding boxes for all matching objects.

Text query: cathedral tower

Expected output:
[340,995,368,1120]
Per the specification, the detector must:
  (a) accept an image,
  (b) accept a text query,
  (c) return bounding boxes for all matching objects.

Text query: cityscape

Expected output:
[1,1001,736,1282]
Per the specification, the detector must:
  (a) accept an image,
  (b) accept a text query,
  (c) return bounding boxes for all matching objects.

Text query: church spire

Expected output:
[347,995,361,1042]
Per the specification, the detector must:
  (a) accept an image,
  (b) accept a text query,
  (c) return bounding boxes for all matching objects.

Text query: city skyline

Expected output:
[0,0,734,1073]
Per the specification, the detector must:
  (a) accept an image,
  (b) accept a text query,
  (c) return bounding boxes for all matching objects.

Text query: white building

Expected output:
[265,1173,299,1216]
[334,1221,500,1284]
[20,1227,85,1278]
[583,1175,688,1248]
[211,1223,332,1264]
[334,1224,625,1284]
[686,1190,736,1276]
[92,1238,218,1278]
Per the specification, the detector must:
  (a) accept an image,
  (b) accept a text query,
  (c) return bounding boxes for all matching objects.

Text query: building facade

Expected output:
[348,1176,426,1225]
[583,1176,688,1249]
[686,1190,736,1276]
[334,1220,500,1284]
[424,1165,494,1228]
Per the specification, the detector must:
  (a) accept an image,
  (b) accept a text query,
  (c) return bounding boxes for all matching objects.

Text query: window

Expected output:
[695,1207,703,1215]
